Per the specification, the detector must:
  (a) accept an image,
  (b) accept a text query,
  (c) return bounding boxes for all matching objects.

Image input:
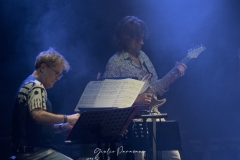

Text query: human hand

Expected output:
[135,93,152,105]
[61,122,74,131]
[175,62,187,77]
[67,113,80,126]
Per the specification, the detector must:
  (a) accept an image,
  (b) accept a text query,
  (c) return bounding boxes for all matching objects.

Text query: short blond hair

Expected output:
[35,48,70,72]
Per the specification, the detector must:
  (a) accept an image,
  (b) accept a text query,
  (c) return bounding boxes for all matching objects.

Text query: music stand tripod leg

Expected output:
[152,118,157,160]
[142,117,150,160]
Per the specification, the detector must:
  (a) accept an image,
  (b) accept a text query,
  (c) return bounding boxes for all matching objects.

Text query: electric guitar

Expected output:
[139,45,206,114]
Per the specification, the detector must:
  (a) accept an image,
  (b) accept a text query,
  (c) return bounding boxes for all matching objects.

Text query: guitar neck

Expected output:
[149,55,191,94]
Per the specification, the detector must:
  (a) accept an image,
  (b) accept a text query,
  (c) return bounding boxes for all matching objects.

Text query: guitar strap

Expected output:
[143,61,153,78]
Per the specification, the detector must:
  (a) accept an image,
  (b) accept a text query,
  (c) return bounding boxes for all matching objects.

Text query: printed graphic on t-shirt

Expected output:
[18,80,47,111]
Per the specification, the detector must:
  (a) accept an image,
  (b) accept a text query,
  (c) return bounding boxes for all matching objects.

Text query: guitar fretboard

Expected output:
[149,55,191,95]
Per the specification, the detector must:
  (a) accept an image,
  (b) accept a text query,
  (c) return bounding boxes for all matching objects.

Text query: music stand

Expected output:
[127,115,182,160]
[65,107,138,160]
[156,120,182,151]
[77,107,117,113]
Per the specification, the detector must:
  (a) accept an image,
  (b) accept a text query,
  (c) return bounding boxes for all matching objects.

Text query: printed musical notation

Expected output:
[74,79,144,111]
[74,81,103,111]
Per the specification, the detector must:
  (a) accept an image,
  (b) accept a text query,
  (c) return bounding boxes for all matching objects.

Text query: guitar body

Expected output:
[149,95,166,114]
[140,73,166,114]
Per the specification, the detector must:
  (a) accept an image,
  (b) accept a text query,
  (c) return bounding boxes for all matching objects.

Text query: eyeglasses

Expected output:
[45,63,63,79]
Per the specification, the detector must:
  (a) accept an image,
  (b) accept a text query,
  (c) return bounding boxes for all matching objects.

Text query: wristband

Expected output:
[63,115,68,123]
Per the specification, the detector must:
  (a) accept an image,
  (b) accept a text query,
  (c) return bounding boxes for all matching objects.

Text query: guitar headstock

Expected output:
[187,45,206,59]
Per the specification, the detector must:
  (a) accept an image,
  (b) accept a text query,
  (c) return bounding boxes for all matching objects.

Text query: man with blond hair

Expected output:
[11,48,80,160]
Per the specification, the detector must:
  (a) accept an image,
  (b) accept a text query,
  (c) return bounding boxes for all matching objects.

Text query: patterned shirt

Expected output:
[12,75,54,149]
[103,51,166,96]
[18,76,47,111]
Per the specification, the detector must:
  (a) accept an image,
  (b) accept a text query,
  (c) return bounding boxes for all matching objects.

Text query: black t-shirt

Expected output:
[12,75,55,148]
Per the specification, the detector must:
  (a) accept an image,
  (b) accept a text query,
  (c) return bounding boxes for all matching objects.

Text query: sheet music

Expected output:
[74,81,103,111]
[75,79,144,111]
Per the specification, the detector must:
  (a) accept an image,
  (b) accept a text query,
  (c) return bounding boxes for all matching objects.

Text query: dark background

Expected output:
[1,0,240,159]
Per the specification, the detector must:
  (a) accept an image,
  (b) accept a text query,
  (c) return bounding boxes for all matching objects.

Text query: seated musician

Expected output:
[11,48,80,160]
